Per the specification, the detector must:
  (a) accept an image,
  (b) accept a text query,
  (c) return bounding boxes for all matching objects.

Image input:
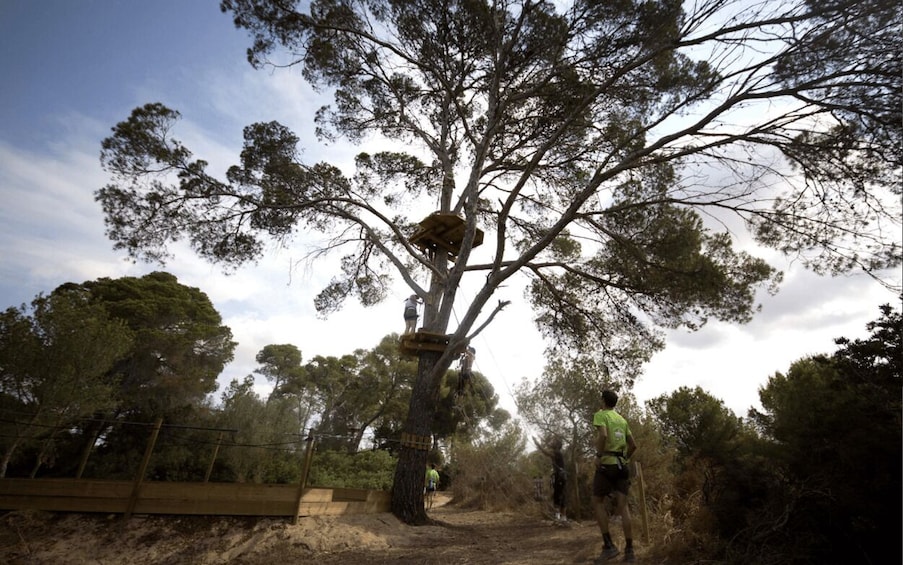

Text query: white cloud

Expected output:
[636,266,896,416]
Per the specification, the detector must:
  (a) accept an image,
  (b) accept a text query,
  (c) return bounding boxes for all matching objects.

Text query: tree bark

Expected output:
[391,349,443,524]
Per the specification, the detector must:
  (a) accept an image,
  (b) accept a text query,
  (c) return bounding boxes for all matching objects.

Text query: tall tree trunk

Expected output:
[391,349,443,524]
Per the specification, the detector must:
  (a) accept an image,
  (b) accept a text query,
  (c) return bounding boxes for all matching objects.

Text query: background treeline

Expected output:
[1,272,899,564]
[0,272,503,486]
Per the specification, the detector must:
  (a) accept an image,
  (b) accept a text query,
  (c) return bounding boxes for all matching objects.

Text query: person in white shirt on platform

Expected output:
[403,294,421,334]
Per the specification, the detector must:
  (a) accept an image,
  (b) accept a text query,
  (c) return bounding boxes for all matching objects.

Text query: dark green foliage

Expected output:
[433,369,499,441]
[297,337,418,453]
[308,449,397,491]
[530,166,781,355]
[68,271,236,418]
[646,386,746,466]
[650,304,901,564]
[832,302,902,388]
[1,273,235,480]
[0,292,132,477]
[743,303,902,564]
[773,0,901,193]
[752,0,902,275]
[255,344,305,396]
[644,385,775,555]
[214,375,305,483]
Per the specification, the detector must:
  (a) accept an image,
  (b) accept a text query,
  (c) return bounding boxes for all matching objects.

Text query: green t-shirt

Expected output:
[593,409,631,465]
[426,468,440,489]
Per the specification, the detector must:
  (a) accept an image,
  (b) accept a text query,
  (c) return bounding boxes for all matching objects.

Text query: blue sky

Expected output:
[2,2,243,147]
[1,1,899,417]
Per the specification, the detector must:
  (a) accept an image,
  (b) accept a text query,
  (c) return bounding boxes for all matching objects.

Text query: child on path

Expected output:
[533,436,567,522]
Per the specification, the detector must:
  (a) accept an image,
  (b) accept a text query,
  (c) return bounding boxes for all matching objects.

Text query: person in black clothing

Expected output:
[534,436,567,521]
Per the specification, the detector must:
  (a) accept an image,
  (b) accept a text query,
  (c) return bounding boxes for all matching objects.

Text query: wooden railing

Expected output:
[0,421,390,522]
[0,478,390,521]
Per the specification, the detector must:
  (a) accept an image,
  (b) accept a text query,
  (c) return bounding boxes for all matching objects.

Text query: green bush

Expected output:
[307,449,397,491]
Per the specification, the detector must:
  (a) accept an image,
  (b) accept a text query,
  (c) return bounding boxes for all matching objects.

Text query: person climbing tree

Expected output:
[456,346,475,396]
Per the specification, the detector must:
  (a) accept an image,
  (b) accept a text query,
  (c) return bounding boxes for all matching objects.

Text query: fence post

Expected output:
[204,431,224,483]
[124,417,163,521]
[571,459,581,520]
[292,430,317,525]
[75,428,100,479]
[633,461,650,543]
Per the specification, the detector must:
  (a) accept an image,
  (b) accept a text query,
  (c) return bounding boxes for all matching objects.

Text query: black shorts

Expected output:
[593,464,630,498]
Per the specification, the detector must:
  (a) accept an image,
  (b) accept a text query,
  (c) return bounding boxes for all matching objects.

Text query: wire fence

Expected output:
[0,410,345,485]
[0,412,399,521]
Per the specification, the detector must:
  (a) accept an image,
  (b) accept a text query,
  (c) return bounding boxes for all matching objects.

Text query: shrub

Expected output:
[307,449,396,490]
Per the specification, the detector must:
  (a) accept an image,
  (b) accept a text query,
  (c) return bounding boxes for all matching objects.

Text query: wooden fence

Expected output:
[0,419,391,522]
[0,478,390,521]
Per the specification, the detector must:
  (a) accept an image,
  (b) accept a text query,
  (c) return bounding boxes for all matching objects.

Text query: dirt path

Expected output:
[1,494,648,564]
[314,502,606,565]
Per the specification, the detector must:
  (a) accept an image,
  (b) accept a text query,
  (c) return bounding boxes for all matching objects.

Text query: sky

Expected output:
[1,1,900,420]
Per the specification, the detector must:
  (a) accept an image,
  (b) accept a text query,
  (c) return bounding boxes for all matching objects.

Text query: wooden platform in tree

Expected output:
[399,331,452,355]
[409,212,483,259]
[399,332,469,356]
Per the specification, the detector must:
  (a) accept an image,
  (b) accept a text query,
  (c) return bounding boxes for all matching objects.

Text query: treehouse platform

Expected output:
[409,212,483,260]
[399,331,467,356]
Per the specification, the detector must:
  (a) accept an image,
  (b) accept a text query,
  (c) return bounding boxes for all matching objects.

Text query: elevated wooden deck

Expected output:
[409,213,483,260]
[399,331,467,356]
[399,331,450,355]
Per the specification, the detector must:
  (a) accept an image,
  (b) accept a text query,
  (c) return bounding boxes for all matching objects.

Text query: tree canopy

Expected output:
[97,0,901,522]
[0,292,132,477]
[48,272,236,480]
[742,303,901,563]
[58,271,237,419]
[646,385,744,464]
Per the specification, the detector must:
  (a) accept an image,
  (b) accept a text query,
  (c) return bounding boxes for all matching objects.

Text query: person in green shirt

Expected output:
[592,390,638,563]
[425,463,440,509]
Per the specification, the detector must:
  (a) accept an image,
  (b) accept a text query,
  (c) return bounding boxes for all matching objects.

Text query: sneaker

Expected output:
[595,546,619,562]
[623,548,636,562]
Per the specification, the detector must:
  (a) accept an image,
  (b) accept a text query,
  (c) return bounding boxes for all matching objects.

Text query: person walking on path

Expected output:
[403,294,421,334]
[592,390,638,563]
[533,436,567,522]
[425,463,440,509]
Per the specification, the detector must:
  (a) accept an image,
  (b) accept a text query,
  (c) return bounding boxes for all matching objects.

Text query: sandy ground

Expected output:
[0,494,648,564]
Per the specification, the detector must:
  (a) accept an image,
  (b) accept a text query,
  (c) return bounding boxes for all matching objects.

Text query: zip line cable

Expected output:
[450,290,528,420]
[449,289,566,496]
